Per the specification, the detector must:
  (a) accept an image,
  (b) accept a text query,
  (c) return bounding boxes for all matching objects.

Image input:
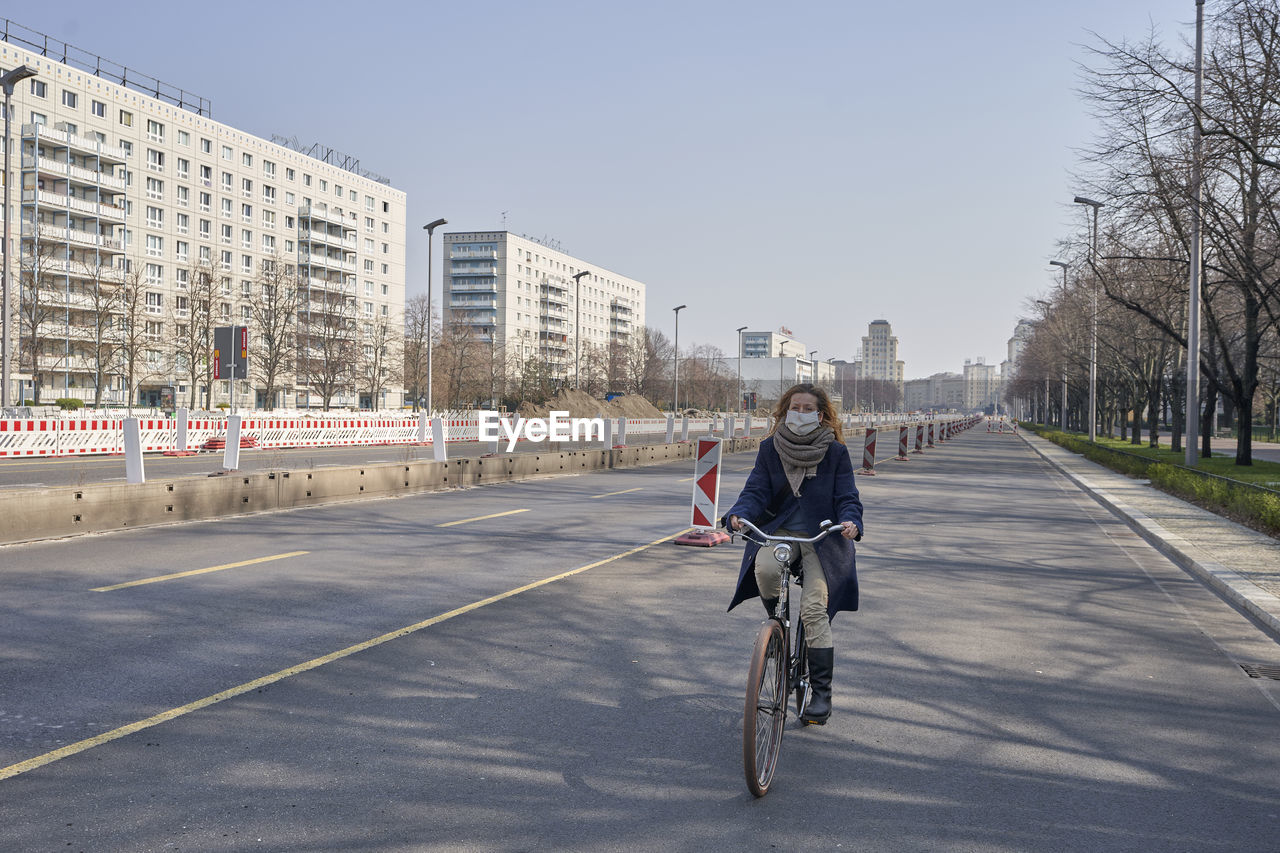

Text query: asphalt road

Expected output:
[2,430,1278,851]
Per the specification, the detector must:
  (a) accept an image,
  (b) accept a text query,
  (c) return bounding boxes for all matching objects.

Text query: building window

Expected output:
[286,167,295,181]
[145,177,163,200]
[146,119,164,142]
[145,206,163,228]
[30,79,47,97]
[221,224,232,244]
[262,185,275,204]
[119,140,132,155]
[62,90,77,108]
[199,219,211,239]
[30,112,46,126]
[241,229,252,249]
[146,149,165,172]
[177,129,190,146]
[145,235,164,257]
[145,291,164,313]
[221,198,232,217]
[91,99,106,117]
[221,145,233,161]
[201,138,212,154]
[119,110,133,127]
[242,153,253,168]
[221,171,233,191]
[263,160,276,178]
[199,164,212,185]
[176,213,189,234]
[242,178,252,198]
[199,192,211,213]
[241,203,252,223]
[176,158,189,179]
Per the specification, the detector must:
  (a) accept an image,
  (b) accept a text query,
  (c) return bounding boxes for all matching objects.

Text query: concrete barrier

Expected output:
[0,436,763,547]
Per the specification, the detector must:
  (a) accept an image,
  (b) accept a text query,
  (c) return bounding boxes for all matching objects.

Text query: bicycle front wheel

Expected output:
[743,619,787,797]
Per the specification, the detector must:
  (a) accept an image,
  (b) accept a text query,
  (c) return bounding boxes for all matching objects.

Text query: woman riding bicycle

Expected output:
[724,383,863,725]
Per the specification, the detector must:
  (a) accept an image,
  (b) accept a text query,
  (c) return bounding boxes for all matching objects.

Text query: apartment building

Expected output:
[440,231,645,387]
[3,26,407,409]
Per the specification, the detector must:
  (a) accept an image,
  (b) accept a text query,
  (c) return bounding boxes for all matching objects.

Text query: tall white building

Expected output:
[963,357,1000,410]
[440,231,645,386]
[3,25,407,409]
[859,319,904,388]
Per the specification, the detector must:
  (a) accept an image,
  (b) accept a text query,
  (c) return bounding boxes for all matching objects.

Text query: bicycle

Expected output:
[731,517,845,797]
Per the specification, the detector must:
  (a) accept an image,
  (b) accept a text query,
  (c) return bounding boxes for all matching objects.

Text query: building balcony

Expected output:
[27,155,127,192]
[299,227,357,250]
[300,252,356,273]
[450,298,496,310]
[610,302,633,316]
[298,204,354,232]
[22,123,128,164]
[450,248,497,260]
[29,223,124,253]
[450,265,498,277]
[22,188,126,221]
[448,280,498,293]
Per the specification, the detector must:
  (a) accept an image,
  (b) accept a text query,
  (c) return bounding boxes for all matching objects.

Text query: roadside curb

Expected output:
[1018,432,1280,639]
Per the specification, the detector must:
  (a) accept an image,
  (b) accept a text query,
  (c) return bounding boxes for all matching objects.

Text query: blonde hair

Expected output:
[770,383,843,443]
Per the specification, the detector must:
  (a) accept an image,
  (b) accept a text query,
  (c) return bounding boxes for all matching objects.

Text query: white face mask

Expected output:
[785,409,821,435]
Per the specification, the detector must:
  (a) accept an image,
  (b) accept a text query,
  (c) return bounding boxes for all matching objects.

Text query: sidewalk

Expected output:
[1019,430,1280,639]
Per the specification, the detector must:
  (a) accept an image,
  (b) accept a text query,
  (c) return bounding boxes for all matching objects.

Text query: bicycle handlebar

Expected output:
[732,517,845,546]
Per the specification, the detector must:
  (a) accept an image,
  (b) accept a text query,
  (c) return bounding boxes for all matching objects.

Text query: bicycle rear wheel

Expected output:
[743,619,787,797]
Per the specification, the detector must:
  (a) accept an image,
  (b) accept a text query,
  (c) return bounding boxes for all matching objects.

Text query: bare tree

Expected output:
[247,255,303,410]
[299,293,357,410]
[357,315,402,410]
[114,267,166,412]
[168,260,221,410]
[18,239,69,404]
[403,293,432,411]
[1079,1,1280,463]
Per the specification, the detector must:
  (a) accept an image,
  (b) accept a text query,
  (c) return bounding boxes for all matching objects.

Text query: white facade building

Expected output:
[440,231,645,387]
[3,27,407,409]
[859,319,904,388]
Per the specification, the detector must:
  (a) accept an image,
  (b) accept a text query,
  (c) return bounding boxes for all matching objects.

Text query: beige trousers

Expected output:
[753,528,832,648]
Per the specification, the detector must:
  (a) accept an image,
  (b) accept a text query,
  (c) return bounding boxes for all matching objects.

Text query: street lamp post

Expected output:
[1049,260,1069,431]
[1186,0,1206,467]
[573,270,590,390]
[422,218,447,415]
[1074,196,1103,442]
[2,65,38,409]
[672,304,686,412]
[735,325,747,413]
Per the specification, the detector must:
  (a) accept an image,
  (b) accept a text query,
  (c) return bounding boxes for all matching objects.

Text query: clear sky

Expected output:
[18,0,1198,378]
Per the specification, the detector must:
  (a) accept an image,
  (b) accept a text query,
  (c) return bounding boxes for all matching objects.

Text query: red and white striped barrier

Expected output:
[857,426,877,476]
[675,437,730,546]
[895,424,910,461]
[913,423,924,454]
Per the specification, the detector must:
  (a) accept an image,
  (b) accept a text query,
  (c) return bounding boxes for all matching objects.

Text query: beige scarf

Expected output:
[773,423,834,496]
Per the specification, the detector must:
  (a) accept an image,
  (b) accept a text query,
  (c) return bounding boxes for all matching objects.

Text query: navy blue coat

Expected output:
[723,436,864,619]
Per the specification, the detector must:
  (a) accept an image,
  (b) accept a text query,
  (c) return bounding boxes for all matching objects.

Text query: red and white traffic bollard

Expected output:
[913,423,924,454]
[858,426,877,475]
[895,424,910,461]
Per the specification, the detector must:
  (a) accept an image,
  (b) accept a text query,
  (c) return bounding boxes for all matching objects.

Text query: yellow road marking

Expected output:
[676,476,694,482]
[92,551,310,592]
[436,508,530,527]
[0,529,690,782]
[590,487,643,499]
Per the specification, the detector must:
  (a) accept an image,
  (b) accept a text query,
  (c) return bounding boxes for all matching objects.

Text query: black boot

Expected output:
[761,597,779,618]
[801,647,834,725]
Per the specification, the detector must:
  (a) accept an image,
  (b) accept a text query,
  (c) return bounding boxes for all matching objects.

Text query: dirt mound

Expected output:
[515,389,663,420]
